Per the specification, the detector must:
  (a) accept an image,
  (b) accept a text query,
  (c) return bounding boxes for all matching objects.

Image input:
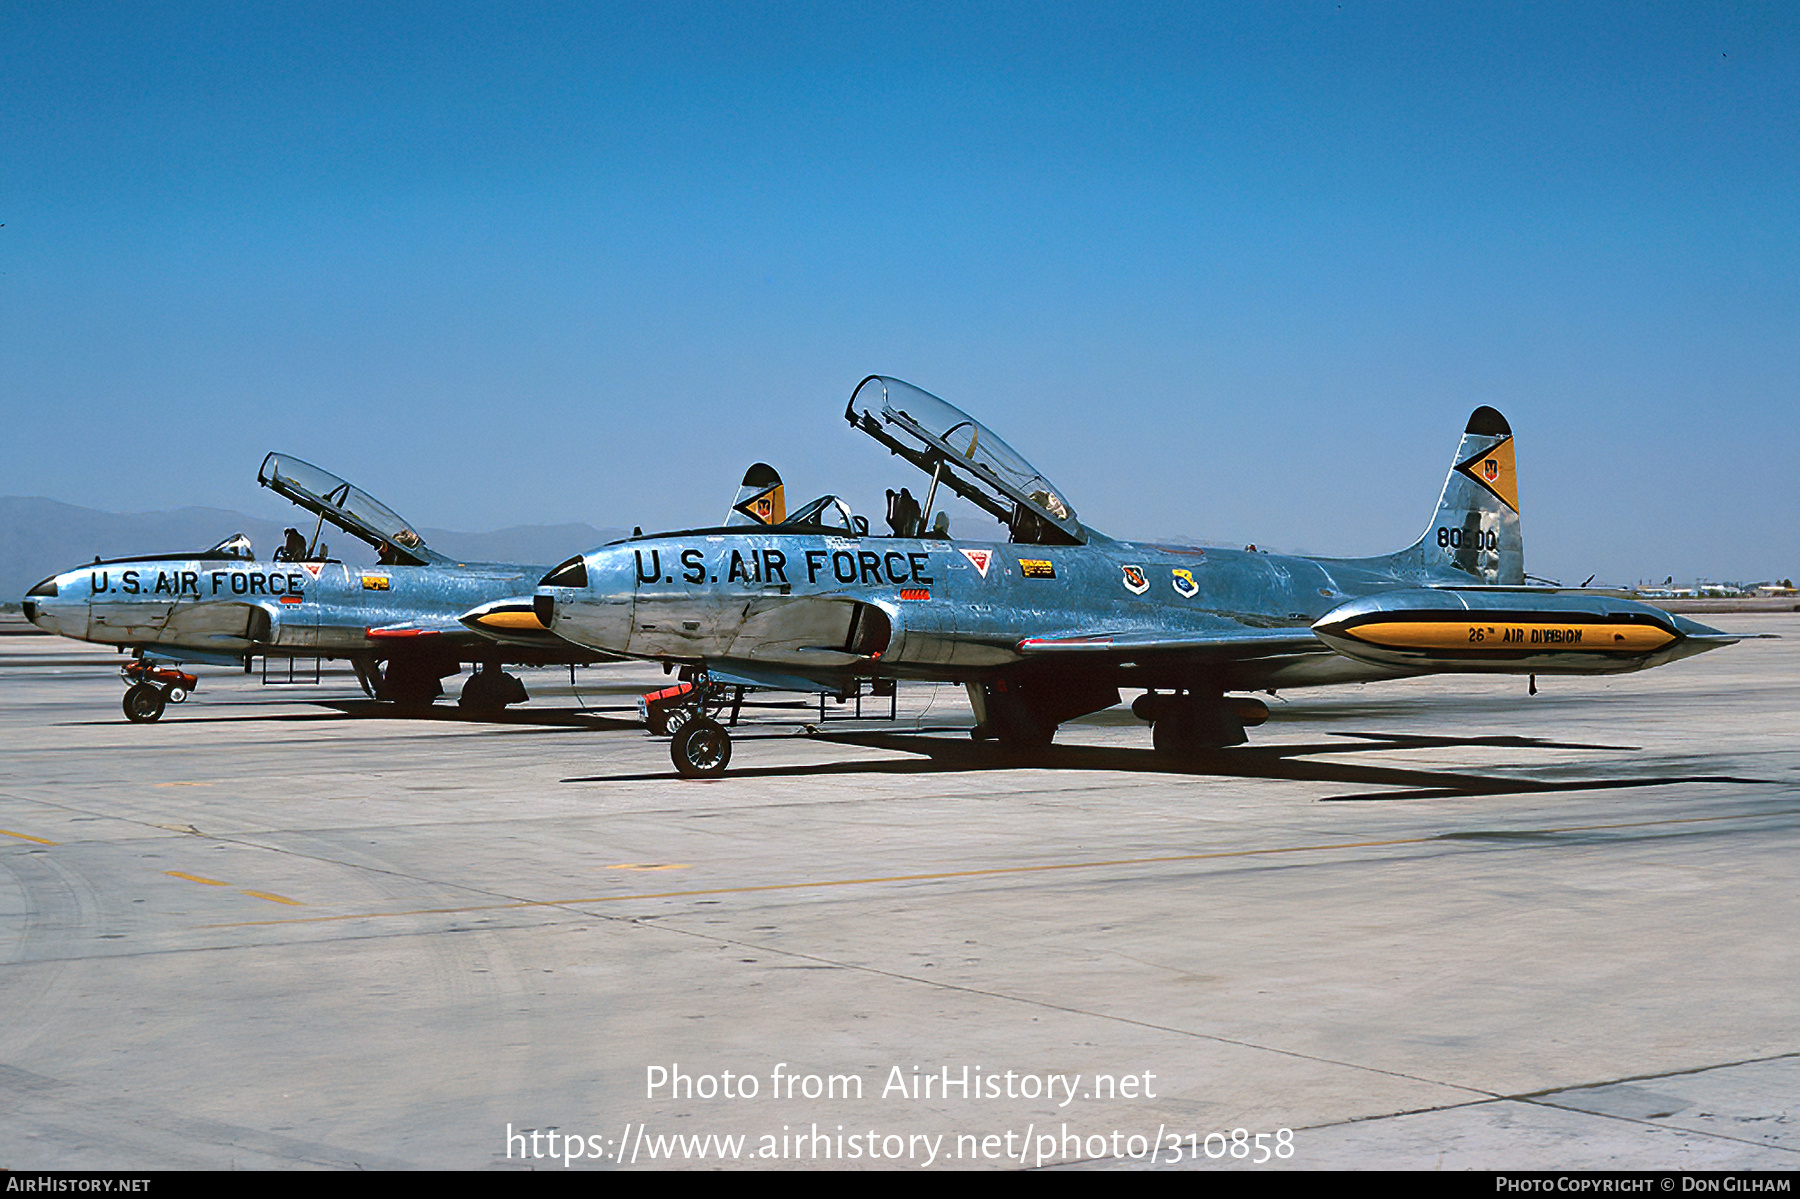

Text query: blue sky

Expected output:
[3,2,1795,584]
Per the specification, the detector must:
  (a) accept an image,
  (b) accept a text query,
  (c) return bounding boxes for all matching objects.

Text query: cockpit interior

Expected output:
[258,453,442,566]
[845,376,1087,547]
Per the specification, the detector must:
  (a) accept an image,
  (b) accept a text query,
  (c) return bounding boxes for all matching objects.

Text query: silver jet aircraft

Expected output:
[535,376,1740,777]
[23,453,599,721]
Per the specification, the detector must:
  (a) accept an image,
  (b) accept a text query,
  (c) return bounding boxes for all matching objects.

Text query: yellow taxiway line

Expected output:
[200,809,1770,930]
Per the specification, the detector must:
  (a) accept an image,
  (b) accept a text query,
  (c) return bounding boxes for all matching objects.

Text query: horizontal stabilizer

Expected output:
[1427,583,1639,598]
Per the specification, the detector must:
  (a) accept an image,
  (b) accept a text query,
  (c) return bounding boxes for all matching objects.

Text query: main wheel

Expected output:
[123,683,167,723]
[1152,702,1247,757]
[671,718,732,778]
[982,686,1055,756]
[380,659,443,708]
[1151,709,1194,755]
[459,670,526,712]
[459,671,494,711]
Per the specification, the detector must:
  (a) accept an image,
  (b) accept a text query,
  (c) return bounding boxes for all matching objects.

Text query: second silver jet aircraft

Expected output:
[535,376,1738,777]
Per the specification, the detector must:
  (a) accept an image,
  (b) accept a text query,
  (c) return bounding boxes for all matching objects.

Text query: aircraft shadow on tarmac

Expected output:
[70,701,644,732]
[313,699,645,731]
[563,728,1779,802]
[69,701,1777,803]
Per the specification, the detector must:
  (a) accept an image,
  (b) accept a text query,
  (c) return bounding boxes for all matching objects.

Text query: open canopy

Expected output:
[845,376,1086,545]
[257,453,443,566]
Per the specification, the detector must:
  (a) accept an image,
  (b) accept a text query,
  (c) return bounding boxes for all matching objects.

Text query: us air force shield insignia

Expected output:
[959,548,993,578]
[1121,564,1149,595]
[1171,568,1198,598]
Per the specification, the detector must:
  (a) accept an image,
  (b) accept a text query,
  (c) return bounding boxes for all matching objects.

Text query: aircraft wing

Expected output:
[1016,627,1328,661]
[701,662,852,693]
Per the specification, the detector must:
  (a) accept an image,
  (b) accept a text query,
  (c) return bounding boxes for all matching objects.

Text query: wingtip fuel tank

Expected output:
[1313,588,1738,674]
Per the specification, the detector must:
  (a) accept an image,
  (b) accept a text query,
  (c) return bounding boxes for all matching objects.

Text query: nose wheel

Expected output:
[671,718,732,778]
[652,673,746,778]
[122,683,168,723]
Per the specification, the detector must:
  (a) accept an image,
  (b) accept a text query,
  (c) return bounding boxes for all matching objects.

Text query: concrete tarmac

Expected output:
[0,617,1794,1170]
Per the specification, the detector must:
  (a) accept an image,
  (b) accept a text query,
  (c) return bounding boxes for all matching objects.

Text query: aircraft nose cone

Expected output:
[537,547,637,653]
[25,597,79,639]
[22,574,73,636]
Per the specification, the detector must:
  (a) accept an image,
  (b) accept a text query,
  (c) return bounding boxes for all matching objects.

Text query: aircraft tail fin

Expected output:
[726,463,786,527]
[1380,407,1524,584]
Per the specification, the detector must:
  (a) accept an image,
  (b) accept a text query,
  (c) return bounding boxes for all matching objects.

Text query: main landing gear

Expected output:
[375,654,526,713]
[1133,691,1269,757]
[967,679,1121,755]
[459,665,528,713]
[376,655,452,708]
[120,661,198,723]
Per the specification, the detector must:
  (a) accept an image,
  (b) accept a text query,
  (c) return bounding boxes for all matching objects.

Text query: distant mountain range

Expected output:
[0,496,626,605]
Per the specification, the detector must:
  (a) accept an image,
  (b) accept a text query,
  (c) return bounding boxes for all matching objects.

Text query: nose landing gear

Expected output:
[120,661,199,723]
[650,674,746,778]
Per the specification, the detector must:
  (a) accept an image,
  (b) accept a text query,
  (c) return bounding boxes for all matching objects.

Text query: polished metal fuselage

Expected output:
[541,529,1721,695]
